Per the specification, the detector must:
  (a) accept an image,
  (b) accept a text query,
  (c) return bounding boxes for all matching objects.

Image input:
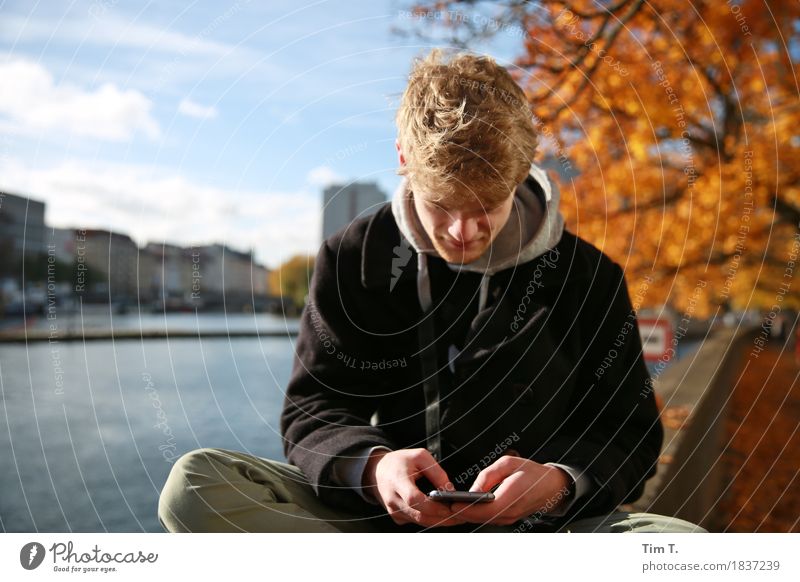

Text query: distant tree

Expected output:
[399,0,800,317]
[268,254,315,311]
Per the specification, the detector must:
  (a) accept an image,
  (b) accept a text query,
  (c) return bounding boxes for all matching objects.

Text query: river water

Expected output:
[0,311,297,532]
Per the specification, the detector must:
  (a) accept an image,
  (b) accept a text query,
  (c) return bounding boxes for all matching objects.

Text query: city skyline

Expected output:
[2,174,391,273]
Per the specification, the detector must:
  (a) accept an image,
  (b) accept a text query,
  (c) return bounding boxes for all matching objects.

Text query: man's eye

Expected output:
[427,203,449,214]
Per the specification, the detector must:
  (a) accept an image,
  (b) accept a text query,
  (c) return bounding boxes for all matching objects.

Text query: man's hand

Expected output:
[362,448,467,528]
[449,456,572,526]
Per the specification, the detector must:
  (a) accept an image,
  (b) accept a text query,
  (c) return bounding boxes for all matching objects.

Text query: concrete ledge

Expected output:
[0,329,298,343]
[623,325,757,530]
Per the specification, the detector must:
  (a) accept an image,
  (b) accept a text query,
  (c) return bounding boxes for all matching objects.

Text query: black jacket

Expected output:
[280,202,663,523]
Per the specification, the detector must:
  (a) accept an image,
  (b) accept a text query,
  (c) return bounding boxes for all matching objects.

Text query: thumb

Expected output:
[469,457,520,493]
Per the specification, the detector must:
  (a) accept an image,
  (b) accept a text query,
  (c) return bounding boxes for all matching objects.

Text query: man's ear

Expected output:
[395,139,406,166]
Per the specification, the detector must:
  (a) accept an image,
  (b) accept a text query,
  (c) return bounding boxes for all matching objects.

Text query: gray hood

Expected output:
[391,163,565,314]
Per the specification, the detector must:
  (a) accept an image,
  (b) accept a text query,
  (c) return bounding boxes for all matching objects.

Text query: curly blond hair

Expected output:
[395,48,538,207]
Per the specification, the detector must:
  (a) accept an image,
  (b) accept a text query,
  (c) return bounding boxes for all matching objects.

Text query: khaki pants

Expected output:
[157,448,706,533]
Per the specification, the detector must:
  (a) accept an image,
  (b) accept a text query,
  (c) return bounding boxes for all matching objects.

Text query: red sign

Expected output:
[638,318,674,363]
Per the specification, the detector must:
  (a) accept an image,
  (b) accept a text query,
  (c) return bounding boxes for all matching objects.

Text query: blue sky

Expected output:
[0,0,522,268]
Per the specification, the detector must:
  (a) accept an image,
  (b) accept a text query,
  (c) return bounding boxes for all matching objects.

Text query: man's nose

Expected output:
[448,218,478,242]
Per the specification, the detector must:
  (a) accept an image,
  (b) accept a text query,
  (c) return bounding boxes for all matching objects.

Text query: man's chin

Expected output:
[434,242,487,265]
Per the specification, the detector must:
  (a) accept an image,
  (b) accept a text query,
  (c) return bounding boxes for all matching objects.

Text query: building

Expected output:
[0,193,47,314]
[321,181,386,241]
[142,242,194,304]
[80,229,140,301]
[0,192,46,276]
[0,189,273,310]
[185,243,270,309]
[191,244,264,294]
[49,227,79,265]
[251,262,269,296]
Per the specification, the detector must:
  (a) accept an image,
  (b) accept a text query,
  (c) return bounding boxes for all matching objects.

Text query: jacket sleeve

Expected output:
[532,260,663,520]
[330,445,393,505]
[280,240,399,510]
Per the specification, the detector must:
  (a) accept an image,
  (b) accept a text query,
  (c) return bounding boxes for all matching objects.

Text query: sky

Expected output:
[0,0,523,269]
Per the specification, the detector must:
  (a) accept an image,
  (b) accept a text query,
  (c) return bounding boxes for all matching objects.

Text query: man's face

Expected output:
[412,188,515,264]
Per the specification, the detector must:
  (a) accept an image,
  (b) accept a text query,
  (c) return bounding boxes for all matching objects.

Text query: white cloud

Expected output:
[0,58,160,141]
[4,12,237,57]
[0,157,321,268]
[306,165,343,187]
[178,98,219,120]
[2,11,278,93]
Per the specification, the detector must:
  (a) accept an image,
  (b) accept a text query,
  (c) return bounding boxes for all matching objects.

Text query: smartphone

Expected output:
[428,490,495,503]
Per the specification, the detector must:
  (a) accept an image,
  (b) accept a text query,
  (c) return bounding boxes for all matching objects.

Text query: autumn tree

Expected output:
[398,0,800,318]
[269,254,315,312]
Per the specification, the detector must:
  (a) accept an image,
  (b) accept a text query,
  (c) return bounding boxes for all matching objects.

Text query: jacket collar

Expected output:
[361,203,416,290]
[361,203,592,292]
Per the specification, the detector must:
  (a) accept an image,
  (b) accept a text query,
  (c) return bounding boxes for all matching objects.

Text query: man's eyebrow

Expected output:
[427,199,505,213]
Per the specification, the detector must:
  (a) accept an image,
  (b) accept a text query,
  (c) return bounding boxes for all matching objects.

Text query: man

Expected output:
[157,49,705,533]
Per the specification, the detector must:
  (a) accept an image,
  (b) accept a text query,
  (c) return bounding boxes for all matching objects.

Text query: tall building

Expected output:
[0,191,46,265]
[321,181,386,242]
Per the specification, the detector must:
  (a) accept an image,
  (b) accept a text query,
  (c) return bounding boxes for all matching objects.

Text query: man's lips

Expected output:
[441,237,484,250]
[442,238,472,250]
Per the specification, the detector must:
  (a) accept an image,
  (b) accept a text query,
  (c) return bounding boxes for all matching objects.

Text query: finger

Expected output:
[396,478,429,509]
[449,500,509,524]
[426,514,468,528]
[412,507,469,528]
[412,501,469,527]
[391,502,461,528]
[415,452,454,492]
[449,502,492,523]
[451,479,517,522]
[397,482,463,525]
[396,478,453,519]
[469,456,522,493]
[386,496,438,526]
[423,497,466,522]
